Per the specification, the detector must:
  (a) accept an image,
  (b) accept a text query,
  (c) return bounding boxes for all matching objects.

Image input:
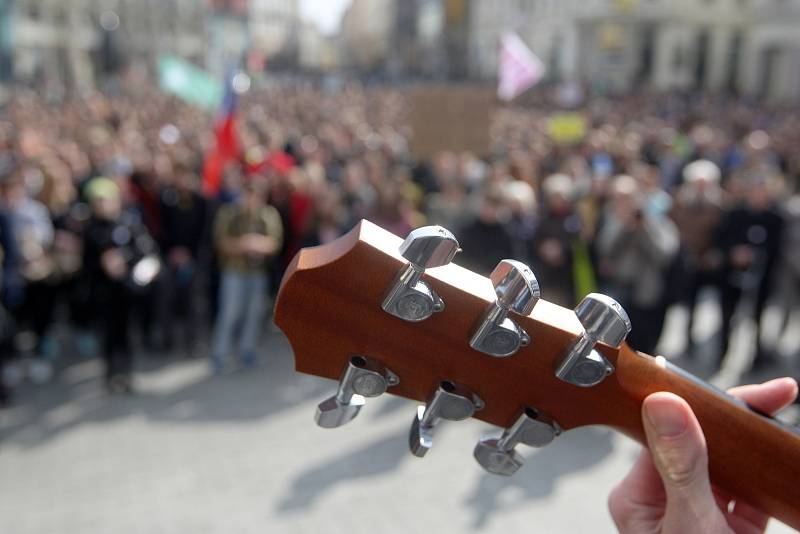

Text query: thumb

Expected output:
[642,392,727,533]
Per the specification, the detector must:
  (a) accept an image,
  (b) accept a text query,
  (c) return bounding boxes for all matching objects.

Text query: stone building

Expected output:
[338,0,394,73]
[5,0,207,89]
[247,0,300,70]
[468,0,800,102]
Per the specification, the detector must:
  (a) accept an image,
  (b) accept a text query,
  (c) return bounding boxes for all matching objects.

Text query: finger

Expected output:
[728,378,798,415]
[719,379,797,531]
[610,448,665,509]
[619,448,666,504]
[642,392,727,531]
[714,486,769,532]
[608,448,665,531]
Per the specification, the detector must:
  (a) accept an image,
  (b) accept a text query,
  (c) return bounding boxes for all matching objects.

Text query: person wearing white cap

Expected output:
[670,160,726,357]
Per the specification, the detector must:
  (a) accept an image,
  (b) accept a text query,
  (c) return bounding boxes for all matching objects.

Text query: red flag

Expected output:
[202,73,239,196]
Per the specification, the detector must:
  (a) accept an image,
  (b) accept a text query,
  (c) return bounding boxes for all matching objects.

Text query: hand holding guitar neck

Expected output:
[611,378,798,534]
[275,220,800,531]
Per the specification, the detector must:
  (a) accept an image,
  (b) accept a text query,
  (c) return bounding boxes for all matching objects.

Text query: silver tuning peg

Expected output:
[409,381,484,457]
[470,259,540,357]
[474,407,561,476]
[382,226,459,322]
[555,293,632,388]
[316,355,399,428]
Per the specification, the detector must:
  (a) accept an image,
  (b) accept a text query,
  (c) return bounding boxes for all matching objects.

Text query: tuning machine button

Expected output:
[474,407,561,476]
[470,260,540,357]
[409,381,484,457]
[381,226,459,322]
[315,355,399,428]
[555,293,631,388]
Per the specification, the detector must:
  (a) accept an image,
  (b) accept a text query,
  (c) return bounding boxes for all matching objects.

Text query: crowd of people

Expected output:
[0,79,798,404]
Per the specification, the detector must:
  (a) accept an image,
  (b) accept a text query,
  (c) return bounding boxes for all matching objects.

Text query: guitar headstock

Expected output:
[275,220,647,471]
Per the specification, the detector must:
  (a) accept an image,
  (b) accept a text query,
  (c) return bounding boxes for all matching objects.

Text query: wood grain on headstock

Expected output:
[275,220,800,529]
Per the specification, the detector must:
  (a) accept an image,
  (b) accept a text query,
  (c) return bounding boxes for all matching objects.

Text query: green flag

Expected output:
[158,55,222,111]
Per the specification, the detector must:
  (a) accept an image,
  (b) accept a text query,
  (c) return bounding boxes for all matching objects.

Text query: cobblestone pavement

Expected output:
[1,297,798,533]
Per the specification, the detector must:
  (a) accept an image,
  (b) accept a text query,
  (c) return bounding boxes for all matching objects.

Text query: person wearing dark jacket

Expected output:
[82,177,159,392]
[458,188,515,276]
[158,164,208,353]
[0,207,19,405]
[531,174,579,307]
[714,175,784,368]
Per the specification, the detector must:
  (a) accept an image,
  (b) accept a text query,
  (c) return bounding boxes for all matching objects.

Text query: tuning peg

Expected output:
[315,355,399,428]
[470,259,540,357]
[474,407,561,476]
[409,380,484,457]
[555,293,632,388]
[381,226,459,323]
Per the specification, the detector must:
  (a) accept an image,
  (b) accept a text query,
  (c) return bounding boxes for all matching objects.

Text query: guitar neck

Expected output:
[610,345,800,530]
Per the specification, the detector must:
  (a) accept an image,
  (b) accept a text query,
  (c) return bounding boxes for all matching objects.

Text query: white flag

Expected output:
[497,31,546,102]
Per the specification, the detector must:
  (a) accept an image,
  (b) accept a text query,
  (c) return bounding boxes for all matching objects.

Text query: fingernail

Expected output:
[644,396,687,438]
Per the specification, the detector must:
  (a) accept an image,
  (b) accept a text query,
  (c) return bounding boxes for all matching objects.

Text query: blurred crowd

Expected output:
[1,80,799,404]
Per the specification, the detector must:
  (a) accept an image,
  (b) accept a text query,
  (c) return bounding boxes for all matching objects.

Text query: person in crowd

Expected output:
[0,165,56,374]
[458,187,515,276]
[1,82,799,394]
[670,160,726,356]
[38,155,85,358]
[128,167,162,351]
[424,151,474,231]
[531,174,580,307]
[0,198,19,405]
[776,193,800,358]
[210,177,283,373]
[503,179,538,265]
[158,162,208,354]
[82,177,159,393]
[369,171,416,238]
[595,175,680,354]
[714,172,785,368]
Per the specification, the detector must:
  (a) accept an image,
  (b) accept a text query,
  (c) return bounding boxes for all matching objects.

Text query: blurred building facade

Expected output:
[335,0,800,102]
[247,0,299,71]
[297,21,339,72]
[469,0,800,102]
[339,0,474,79]
[4,0,207,89]
[743,0,800,102]
[1,0,307,88]
[1,0,798,101]
[0,0,13,84]
[338,0,394,73]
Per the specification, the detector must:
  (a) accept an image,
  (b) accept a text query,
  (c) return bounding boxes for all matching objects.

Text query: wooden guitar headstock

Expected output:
[275,219,641,434]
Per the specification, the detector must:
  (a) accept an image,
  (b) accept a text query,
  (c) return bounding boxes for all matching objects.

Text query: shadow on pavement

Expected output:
[276,429,408,513]
[464,426,614,529]
[0,332,333,448]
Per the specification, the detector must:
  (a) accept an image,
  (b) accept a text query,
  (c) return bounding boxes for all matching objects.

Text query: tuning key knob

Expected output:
[409,380,484,457]
[474,407,560,476]
[555,293,631,388]
[315,356,399,428]
[382,226,459,322]
[470,260,540,357]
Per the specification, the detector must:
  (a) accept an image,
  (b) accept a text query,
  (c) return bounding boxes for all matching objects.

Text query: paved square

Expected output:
[0,324,795,533]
